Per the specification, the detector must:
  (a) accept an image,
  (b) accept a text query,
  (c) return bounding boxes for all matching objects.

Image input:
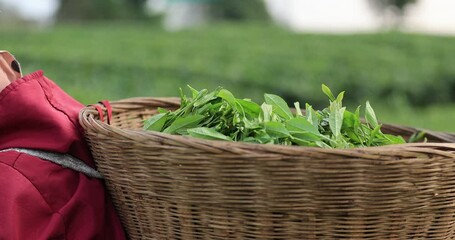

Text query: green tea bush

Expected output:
[1,23,454,110]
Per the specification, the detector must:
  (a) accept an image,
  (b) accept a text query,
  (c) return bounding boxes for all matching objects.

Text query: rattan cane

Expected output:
[80,97,455,240]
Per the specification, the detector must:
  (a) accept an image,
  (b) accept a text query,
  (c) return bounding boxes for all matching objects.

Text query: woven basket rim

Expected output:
[79,97,455,159]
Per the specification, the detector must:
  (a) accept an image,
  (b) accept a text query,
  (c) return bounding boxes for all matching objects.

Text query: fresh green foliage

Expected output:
[144,113,167,131]
[187,127,233,141]
[144,85,410,148]
[264,94,294,120]
[365,101,379,128]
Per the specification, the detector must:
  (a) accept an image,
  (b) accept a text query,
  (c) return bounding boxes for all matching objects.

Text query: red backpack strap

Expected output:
[90,104,105,123]
[99,100,112,125]
[88,100,112,124]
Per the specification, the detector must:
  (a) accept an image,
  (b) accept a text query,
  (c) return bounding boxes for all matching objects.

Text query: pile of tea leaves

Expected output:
[144,85,420,148]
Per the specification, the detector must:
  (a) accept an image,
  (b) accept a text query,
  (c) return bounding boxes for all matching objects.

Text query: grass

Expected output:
[1,22,455,132]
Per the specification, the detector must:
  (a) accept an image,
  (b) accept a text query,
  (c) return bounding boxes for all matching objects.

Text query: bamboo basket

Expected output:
[79,97,455,240]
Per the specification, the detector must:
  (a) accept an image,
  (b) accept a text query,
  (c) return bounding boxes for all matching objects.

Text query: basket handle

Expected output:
[382,123,455,143]
[89,100,113,125]
[423,129,455,143]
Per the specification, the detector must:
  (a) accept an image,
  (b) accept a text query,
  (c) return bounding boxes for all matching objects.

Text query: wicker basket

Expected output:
[80,97,455,240]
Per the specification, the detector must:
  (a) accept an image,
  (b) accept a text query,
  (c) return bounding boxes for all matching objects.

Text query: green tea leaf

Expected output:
[335,91,345,104]
[195,103,212,115]
[143,113,168,131]
[322,84,335,102]
[331,136,351,149]
[286,117,319,135]
[254,130,273,144]
[305,103,319,128]
[194,90,218,107]
[243,137,259,143]
[408,131,426,143]
[342,110,360,130]
[157,107,170,114]
[187,127,232,141]
[329,107,345,138]
[237,99,261,118]
[291,133,321,146]
[354,106,361,125]
[187,85,200,99]
[294,102,303,117]
[368,124,382,146]
[193,88,208,102]
[365,101,379,128]
[163,114,205,134]
[346,129,362,144]
[291,131,322,144]
[242,118,260,130]
[384,134,407,144]
[315,141,332,149]
[264,94,293,120]
[179,88,188,106]
[217,89,237,110]
[261,103,273,122]
[264,121,291,138]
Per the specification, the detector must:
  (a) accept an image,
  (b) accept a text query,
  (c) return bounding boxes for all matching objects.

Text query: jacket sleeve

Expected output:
[0,162,66,240]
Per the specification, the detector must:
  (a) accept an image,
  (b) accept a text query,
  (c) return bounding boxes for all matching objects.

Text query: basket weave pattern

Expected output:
[80,97,455,240]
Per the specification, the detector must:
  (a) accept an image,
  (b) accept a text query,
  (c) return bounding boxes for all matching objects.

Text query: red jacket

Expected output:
[0,70,126,239]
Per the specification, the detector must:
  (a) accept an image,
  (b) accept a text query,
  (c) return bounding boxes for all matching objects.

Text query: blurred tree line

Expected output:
[57,0,148,21]
[57,0,416,23]
[386,0,417,11]
[57,0,269,22]
[210,0,269,22]
[371,0,417,16]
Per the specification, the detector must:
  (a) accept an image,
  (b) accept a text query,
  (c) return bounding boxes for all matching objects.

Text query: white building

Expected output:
[405,0,455,35]
[0,0,58,25]
[264,0,455,35]
[265,0,380,33]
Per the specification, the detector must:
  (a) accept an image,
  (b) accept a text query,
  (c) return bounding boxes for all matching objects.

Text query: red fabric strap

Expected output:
[91,105,105,123]
[88,101,111,124]
[99,100,112,125]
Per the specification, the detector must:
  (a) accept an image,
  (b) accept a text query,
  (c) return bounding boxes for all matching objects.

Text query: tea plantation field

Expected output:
[1,22,455,132]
